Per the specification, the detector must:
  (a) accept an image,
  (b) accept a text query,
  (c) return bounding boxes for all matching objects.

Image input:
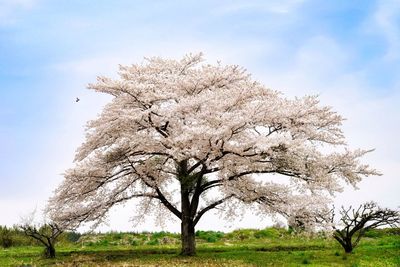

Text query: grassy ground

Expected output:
[0,229,399,266]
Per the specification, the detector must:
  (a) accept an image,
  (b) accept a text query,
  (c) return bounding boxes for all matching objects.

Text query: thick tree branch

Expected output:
[155,188,182,219]
[194,195,234,226]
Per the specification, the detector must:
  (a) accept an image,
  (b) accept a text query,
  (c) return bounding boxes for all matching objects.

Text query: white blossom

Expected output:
[47,53,380,232]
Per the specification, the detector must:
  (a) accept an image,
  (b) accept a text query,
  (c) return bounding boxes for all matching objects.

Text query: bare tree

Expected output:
[330,202,399,253]
[20,223,63,258]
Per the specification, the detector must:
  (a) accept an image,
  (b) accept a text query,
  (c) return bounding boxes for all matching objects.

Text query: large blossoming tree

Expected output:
[48,53,379,255]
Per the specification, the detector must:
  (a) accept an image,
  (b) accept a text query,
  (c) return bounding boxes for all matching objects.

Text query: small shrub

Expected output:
[147,238,159,245]
[363,229,381,238]
[302,258,311,264]
[160,236,177,244]
[97,239,109,246]
[0,227,13,248]
[129,239,140,246]
[65,231,81,243]
[112,232,123,240]
[385,228,400,235]
[206,235,218,243]
[392,239,400,248]
[364,228,400,238]
[288,226,295,235]
[254,228,280,239]
[195,230,224,243]
[334,251,340,256]
[226,229,253,240]
[152,231,168,239]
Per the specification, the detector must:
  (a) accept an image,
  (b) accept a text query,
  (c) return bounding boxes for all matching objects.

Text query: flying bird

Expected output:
[76,97,80,102]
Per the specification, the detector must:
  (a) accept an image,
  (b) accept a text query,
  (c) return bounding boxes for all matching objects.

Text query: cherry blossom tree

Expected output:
[286,196,332,233]
[48,53,379,255]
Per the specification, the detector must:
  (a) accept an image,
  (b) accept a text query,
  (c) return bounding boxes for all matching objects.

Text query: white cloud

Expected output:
[31,34,398,232]
[49,38,275,81]
[2,1,398,231]
[213,0,306,15]
[371,0,400,60]
[253,36,400,212]
[0,0,37,25]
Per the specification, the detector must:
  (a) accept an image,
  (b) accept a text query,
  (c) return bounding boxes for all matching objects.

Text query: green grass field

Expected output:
[1,228,399,266]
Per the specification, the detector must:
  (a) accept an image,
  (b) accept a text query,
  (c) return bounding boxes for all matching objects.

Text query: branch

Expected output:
[193,195,234,226]
[20,223,63,247]
[148,113,169,137]
[155,188,182,219]
[189,172,206,217]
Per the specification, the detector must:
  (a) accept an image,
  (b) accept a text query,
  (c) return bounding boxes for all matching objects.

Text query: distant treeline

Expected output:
[1,225,398,249]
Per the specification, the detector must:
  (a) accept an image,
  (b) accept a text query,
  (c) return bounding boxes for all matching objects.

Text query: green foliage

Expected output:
[301,258,311,264]
[225,229,255,240]
[364,228,400,238]
[254,228,281,239]
[287,225,296,234]
[129,238,140,246]
[66,231,81,242]
[0,226,13,248]
[149,231,180,240]
[112,232,123,240]
[364,229,383,238]
[146,238,159,245]
[224,227,288,241]
[97,239,109,246]
[58,231,81,245]
[196,230,224,242]
[151,231,169,239]
[0,225,38,247]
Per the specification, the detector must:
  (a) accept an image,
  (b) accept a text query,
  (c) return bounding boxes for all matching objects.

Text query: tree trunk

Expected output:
[44,244,56,258]
[178,160,198,256]
[334,232,354,254]
[343,239,353,253]
[344,246,353,253]
[180,187,196,256]
[181,216,196,256]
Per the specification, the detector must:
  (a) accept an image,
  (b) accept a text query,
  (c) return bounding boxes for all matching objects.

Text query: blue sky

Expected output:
[1,0,399,231]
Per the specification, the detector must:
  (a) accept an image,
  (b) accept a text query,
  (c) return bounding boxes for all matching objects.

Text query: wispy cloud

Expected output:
[0,0,37,25]
[213,0,306,15]
[1,0,399,231]
[246,33,400,210]
[371,0,400,60]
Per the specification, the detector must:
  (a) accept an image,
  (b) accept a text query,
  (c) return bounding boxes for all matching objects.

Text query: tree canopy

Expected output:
[48,53,379,255]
